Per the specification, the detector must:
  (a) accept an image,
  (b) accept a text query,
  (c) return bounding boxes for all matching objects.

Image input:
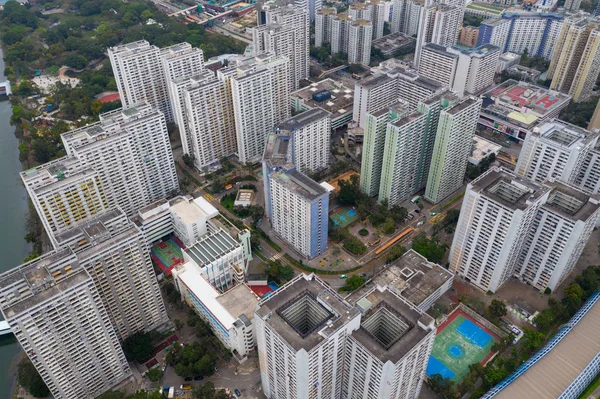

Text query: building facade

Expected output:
[425,97,482,204]
[0,251,131,399]
[348,19,373,65]
[414,4,462,67]
[108,41,173,122]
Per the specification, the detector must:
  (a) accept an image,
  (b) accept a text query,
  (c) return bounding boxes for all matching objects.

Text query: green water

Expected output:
[0,48,31,398]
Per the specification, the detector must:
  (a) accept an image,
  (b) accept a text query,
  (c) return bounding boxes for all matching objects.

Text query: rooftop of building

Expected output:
[372,32,416,54]
[291,78,354,117]
[177,264,258,330]
[483,80,571,117]
[109,40,154,54]
[481,17,509,26]
[536,120,599,149]
[472,167,549,210]
[422,43,459,58]
[275,108,331,132]
[317,6,337,15]
[499,52,521,62]
[466,2,505,12]
[356,73,395,89]
[170,196,208,225]
[470,135,502,162]
[263,131,293,169]
[256,274,360,352]
[20,156,85,188]
[446,97,480,115]
[352,18,372,26]
[54,208,128,246]
[450,43,500,56]
[351,287,434,363]
[185,229,240,266]
[271,169,329,201]
[0,249,90,317]
[543,182,600,222]
[346,249,453,307]
[160,42,194,58]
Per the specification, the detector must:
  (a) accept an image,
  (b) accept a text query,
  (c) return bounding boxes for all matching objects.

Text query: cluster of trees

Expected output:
[465,153,496,181]
[463,14,485,27]
[431,209,461,235]
[122,331,155,362]
[340,275,365,293]
[560,97,599,128]
[411,233,448,264]
[98,389,164,399]
[343,236,367,255]
[219,193,264,222]
[263,259,294,284]
[165,341,216,378]
[17,358,50,398]
[519,49,550,71]
[191,382,230,399]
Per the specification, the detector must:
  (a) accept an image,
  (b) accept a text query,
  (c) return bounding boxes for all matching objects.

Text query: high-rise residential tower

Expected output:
[0,251,131,399]
[450,167,550,292]
[182,71,237,170]
[515,120,599,185]
[331,14,353,55]
[162,43,205,156]
[379,92,458,206]
[348,19,373,64]
[414,4,462,67]
[108,41,173,122]
[425,97,482,203]
[255,274,362,398]
[262,124,330,259]
[61,104,179,216]
[315,7,337,47]
[517,183,600,292]
[392,0,423,36]
[294,0,321,22]
[548,16,600,102]
[254,6,309,90]
[54,209,169,340]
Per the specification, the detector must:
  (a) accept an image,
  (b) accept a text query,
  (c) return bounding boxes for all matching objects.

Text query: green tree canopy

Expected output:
[17,358,50,398]
[122,331,154,362]
[146,367,163,382]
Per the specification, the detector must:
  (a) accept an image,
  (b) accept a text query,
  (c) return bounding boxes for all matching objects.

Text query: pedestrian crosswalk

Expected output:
[204,193,214,202]
[270,252,284,261]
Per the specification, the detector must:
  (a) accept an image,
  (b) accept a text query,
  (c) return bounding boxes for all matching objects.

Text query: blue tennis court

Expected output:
[456,319,493,348]
[268,282,279,291]
[426,356,455,380]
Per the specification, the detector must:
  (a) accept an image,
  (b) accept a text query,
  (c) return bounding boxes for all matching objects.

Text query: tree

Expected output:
[122,332,154,362]
[64,54,88,69]
[342,275,365,292]
[17,358,50,398]
[390,205,408,224]
[146,368,163,382]
[264,260,294,284]
[385,245,406,263]
[174,318,185,330]
[210,178,224,194]
[533,308,555,333]
[562,283,584,312]
[343,237,367,255]
[381,217,395,234]
[487,299,507,322]
[428,374,459,399]
[183,154,196,168]
[412,233,447,263]
[521,328,545,355]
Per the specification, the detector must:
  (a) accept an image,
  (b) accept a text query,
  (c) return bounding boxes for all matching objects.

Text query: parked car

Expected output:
[234,389,242,397]
[194,375,204,381]
[184,377,192,381]
[358,273,367,278]
[339,274,348,279]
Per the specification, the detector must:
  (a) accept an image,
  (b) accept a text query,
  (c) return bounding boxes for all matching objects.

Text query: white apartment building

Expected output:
[173,263,258,361]
[255,274,362,399]
[53,209,169,340]
[254,6,309,90]
[108,41,173,122]
[274,108,331,175]
[392,0,422,36]
[575,146,600,196]
[162,43,205,156]
[515,120,599,184]
[517,183,600,292]
[331,14,353,55]
[348,19,373,65]
[294,0,321,22]
[343,287,436,399]
[350,2,372,20]
[425,97,482,204]
[415,4,462,67]
[418,43,500,95]
[353,74,398,128]
[349,1,385,40]
[60,104,179,217]
[450,167,551,292]
[182,71,237,170]
[21,157,108,247]
[220,54,291,163]
[0,251,131,399]
[315,7,337,47]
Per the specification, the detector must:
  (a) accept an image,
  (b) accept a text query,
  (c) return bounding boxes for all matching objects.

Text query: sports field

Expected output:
[330,206,358,228]
[151,238,184,274]
[426,311,498,383]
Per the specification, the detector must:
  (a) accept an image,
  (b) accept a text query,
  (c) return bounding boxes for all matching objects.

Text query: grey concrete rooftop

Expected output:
[256,274,360,352]
[351,288,434,363]
[473,167,549,211]
[543,182,600,222]
[346,249,453,308]
[275,108,331,132]
[216,284,259,322]
[271,169,329,201]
